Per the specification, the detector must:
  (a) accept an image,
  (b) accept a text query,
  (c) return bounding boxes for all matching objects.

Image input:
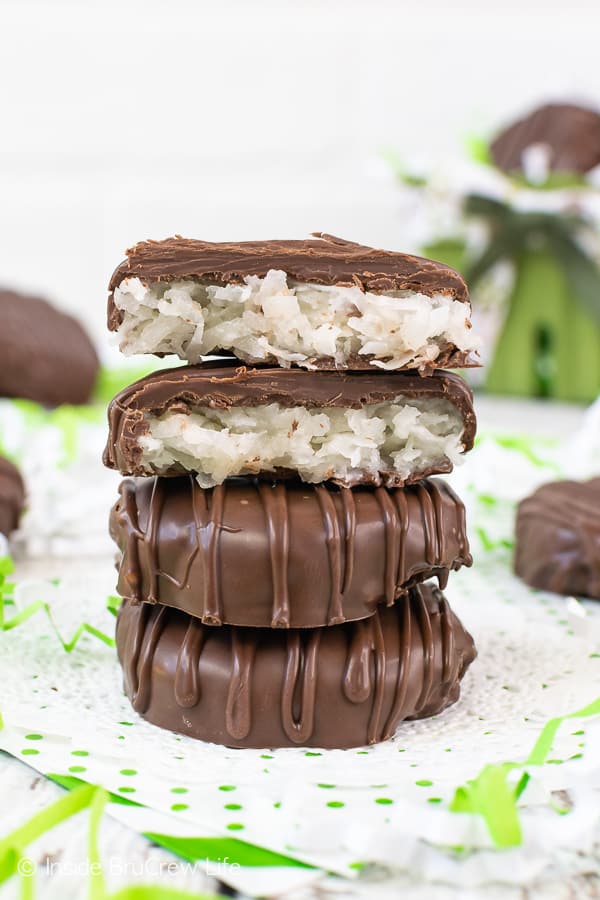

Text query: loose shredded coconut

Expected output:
[114,271,478,370]
[138,397,465,487]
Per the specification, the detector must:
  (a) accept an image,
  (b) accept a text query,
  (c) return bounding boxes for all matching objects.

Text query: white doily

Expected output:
[2,550,600,891]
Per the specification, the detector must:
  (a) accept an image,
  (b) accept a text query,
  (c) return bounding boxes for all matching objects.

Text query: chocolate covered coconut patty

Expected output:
[0,457,25,537]
[491,103,600,176]
[515,478,600,599]
[110,476,471,628]
[104,364,476,488]
[0,289,99,406]
[116,582,476,749]
[108,234,479,373]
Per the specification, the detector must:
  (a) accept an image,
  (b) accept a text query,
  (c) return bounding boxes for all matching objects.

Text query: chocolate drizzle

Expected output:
[116,583,476,749]
[114,480,144,602]
[190,481,228,625]
[439,593,455,688]
[366,613,387,745]
[414,586,435,713]
[281,630,322,743]
[381,596,412,738]
[258,483,291,628]
[226,630,257,740]
[110,476,472,629]
[146,479,166,602]
[174,616,205,708]
[129,603,168,714]
[340,489,357,594]
[315,486,345,625]
[374,488,401,606]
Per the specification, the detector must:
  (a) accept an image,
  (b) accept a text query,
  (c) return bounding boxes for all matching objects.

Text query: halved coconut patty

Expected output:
[108,234,479,372]
[104,364,476,488]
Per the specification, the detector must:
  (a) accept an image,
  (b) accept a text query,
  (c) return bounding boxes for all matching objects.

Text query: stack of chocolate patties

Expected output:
[104,234,479,749]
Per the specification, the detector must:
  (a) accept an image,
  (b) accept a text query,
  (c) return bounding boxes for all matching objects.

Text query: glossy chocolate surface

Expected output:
[515,477,600,599]
[108,233,469,332]
[110,476,471,628]
[116,582,476,749]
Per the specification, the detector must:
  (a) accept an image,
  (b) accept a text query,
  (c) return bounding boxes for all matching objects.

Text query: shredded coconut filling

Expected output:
[138,398,465,487]
[114,272,477,370]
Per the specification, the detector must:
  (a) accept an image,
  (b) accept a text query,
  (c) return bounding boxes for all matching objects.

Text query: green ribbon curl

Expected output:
[463,193,600,327]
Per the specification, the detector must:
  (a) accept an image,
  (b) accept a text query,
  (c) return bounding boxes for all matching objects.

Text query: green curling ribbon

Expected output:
[463,194,600,328]
[0,780,219,899]
[0,556,116,651]
[106,596,122,618]
[526,697,600,766]
[0,364,188,467]
[1,363,155,469]
[464,134,494,168]
[491,434,560,471]
[49,774,143,808]
[474,528,513,553]
[143,834,313,871]
[451,696,600,847]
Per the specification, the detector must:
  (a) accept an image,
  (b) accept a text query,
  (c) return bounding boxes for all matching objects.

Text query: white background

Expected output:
[1,0,599,344]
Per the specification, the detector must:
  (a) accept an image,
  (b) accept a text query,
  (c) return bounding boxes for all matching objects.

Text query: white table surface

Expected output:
[0,395,593,900]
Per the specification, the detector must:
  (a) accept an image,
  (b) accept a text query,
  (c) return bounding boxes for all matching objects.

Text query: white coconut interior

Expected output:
[138,397,465,487]
[114,272,478,370]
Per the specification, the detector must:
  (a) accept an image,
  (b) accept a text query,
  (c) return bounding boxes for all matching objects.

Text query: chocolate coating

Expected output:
[103,363,476,487]
[116,582,476,749]
[515,478,600,598]
[0,289,99,406]
[110,476,471,628]
[0,457,25,537]
[491,103,600,176]
[107,233,469,332]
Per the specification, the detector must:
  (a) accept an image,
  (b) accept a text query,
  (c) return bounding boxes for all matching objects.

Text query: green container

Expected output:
[424,241,600,403]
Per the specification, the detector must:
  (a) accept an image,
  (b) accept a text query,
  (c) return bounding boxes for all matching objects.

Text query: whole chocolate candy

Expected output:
[0,289,99,406]
[110,476,471,628]
[115,582,476,749]
[0,456,25,537]
[515,477,600,598]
